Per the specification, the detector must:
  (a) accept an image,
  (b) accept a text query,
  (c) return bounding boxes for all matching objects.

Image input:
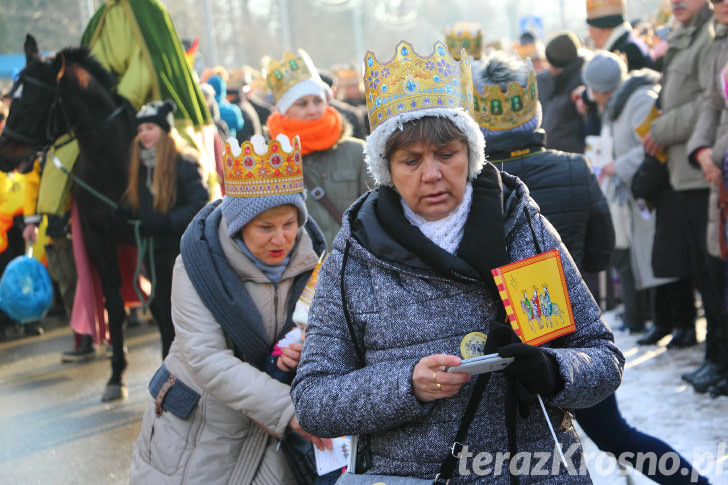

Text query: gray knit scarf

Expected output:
[140,147,156,192]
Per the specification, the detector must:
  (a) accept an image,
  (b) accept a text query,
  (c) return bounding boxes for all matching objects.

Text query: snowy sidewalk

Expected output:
[580,309,727,484]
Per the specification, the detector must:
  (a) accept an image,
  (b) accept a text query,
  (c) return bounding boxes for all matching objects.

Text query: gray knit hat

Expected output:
[582,50,626,93]
[220,134,308,237]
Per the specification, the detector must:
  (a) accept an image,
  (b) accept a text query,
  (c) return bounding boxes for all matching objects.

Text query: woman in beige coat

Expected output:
[130,134,328,484]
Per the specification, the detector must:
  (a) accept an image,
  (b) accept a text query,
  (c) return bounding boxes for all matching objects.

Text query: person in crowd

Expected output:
[584,52,680,335]
[586,0,655,70]
[574,0,657,145]
[477,51,709,485]
[130,133,330,484]
[331,64,367,108]
[291,40,624,482]
[122,101,209,358]
[538,31,591,154]
[243,66,275,129]
[684,0,728,397]
[207,74,244,140]
[18,0,215,362]
[479,51,614,278]
[264,49,372,246]
[512,30,547,71]
[225,80,263,143]
[638,0,714,347]
[318,69,368,140]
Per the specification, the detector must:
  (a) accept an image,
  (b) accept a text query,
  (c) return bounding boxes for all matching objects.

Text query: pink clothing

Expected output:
[69,201,147,344]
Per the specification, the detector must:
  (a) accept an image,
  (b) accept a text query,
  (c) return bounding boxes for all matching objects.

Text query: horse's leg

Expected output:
[86,236,127,401]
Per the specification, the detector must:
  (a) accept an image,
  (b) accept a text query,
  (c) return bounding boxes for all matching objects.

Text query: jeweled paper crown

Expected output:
[474,69,539,132]
[586,0,625,19]
[445,23,483,60]
[363,40,474,131]
[222,134,304,198]
[264,50,317,103]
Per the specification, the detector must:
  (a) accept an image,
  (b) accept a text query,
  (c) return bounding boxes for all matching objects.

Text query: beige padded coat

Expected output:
[130,218,319,484]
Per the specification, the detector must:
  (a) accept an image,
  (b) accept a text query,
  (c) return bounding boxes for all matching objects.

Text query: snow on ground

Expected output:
[577,308,727,484]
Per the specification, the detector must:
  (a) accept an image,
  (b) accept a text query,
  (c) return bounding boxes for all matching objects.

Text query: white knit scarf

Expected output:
[401,184,473,254]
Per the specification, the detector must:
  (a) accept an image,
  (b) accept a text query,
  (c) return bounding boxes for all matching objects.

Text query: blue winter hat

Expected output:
[221,192,307,237]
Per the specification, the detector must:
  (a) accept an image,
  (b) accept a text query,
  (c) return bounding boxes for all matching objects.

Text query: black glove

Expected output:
[498,343,563,416]
[484,321,521,354]
[139,211,169,237]
[115,205,135,224]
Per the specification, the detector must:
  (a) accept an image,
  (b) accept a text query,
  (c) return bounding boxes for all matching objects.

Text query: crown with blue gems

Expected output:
[222,134,304,198]
[445,23,483,61]
[363,40,474,131]
[474,69,538,132]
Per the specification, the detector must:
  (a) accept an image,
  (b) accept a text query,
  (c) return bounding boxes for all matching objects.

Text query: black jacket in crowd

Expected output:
[631,155,693,279]
[487,130,615,273]
[135,152,209,253]
[538,56,587,154]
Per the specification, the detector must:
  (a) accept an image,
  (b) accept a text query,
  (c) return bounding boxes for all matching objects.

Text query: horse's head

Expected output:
[0,34,115,174]
[0,35,59,172]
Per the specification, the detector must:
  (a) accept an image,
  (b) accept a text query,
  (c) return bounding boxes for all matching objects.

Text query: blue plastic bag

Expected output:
[0,255,54,324]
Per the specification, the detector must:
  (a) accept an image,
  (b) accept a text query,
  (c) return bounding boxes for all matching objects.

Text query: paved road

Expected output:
[0,317,162,485]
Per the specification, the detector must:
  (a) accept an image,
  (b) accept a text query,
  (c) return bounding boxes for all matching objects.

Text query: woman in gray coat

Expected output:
[291,40,624,484]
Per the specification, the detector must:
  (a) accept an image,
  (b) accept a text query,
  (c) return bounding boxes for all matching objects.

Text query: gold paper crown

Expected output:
[586,0,625,19]
[474,70,539,131]
[222,134,304,198]
[264,50,316,103]
[445,23,483,60]
[363,40,474,131]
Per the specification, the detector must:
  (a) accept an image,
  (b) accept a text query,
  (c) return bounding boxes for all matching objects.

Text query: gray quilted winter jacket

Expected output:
[291,166,624,484]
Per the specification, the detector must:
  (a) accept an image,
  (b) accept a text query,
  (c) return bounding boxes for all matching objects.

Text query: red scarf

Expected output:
[267,106,343,155]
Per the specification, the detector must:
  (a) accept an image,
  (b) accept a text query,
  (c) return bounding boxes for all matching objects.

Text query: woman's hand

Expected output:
[22,223,38,244]
[412,354,471,403]
[289,415,333,451]
[276,341,304,371]
[696,148,722,186]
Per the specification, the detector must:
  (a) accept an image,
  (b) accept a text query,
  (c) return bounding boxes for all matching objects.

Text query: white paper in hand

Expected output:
[314,436,351,476]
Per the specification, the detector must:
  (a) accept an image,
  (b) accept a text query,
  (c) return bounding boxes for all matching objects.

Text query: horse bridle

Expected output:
[3,73,74,151]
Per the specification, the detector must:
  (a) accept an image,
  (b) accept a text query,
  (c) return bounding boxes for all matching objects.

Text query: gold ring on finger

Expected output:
[436,382,442,391]
[432,372,438,383]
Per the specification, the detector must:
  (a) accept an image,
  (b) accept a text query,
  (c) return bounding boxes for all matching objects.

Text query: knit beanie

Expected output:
[136,100,175,132]
[586,0,625,28]
[545,32,583,68]
[221,191,308,237]
[582,50,627,93]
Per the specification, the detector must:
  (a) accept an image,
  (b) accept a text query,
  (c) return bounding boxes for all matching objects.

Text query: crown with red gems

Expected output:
[222,134,304,198]
[363,40,474,131]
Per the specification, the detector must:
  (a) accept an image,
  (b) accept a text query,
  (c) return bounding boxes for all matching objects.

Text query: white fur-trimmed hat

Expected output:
[364,108,485,187]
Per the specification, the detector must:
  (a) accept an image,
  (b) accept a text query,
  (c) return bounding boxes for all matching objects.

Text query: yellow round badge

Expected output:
[460,332,488,359]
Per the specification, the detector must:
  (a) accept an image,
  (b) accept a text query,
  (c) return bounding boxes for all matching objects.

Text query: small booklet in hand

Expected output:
[314,436,351,476]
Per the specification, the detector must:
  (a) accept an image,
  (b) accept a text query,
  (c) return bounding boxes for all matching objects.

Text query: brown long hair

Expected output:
[124,129,186,214]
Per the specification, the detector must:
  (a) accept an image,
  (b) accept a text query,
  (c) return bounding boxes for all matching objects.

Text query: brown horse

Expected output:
[0,35,137,401]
